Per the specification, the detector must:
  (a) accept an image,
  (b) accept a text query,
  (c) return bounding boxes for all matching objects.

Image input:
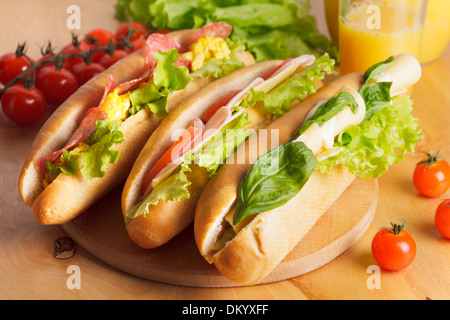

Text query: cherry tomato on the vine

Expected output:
[435,199,450,238]
[371,220,416,271]
[413,150,450,198]
[84,28,115,47]
[99,49,129,68]
[0,52,33,86]
[37,53,71,71]
[114,22,149,43]
[71,62,105,86]
[35,65,78,106]
[60,41,91,68]
[1,84,46,125]
[128,38,146,53]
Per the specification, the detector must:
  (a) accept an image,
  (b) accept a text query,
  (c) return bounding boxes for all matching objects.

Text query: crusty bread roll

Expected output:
[121,60,285,249]
[194,72,364,285]
[18,28,255,225]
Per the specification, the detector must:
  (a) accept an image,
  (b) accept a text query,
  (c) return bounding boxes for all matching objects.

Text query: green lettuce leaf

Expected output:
[46,150,80,178]
[316,96,422,179]
[129,48,192,117]
[77,120,125,179]
[124,163,192,224]
[114,0,339,62]
[187,109,251,175]
[263,53,336,116]
[189,39,246,79]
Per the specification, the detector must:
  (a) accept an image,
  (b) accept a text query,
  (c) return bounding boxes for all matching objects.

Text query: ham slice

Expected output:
[188,22,232,47]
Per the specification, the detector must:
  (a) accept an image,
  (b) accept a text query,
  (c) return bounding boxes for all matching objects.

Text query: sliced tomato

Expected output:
[140,126,199,196]
[201,90,240,123]
[262,58,293,80]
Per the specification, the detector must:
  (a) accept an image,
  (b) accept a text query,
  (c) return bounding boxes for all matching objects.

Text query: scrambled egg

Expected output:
[182,35,231,72]
[99,88,131,121]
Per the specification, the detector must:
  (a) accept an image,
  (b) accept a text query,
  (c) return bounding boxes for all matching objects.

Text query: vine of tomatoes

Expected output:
[0,22,150,125]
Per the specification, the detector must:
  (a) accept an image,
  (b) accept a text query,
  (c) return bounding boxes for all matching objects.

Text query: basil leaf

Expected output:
[362,55,394,83]
[293,91,358,139]
[358,81,392,120]
[233,141,317,225]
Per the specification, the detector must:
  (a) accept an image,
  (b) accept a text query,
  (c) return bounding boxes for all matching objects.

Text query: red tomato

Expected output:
[155,29,172,34]
[371,220,416,271]
[435,199,450,238]
[128,38,146,53]
[35,65,78,106]
[0,52,33,86]
[71,62,105,86]
[99,49,129,68]
[60,41,91,68]
[140,126,199,196]
[1,84,46,125]
[413,150,450,197]
[114,22,149,42]
[84,28,115,47]
[37,53,71,71]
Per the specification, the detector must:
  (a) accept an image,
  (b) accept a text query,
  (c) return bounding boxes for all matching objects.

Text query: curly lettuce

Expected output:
[114,0,339,62]
[317,96,422,179]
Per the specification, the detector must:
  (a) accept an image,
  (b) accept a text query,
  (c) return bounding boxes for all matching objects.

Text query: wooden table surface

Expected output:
[1,0,449,300]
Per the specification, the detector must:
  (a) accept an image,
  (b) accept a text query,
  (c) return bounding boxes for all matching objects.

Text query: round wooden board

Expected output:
[62,177,378,287]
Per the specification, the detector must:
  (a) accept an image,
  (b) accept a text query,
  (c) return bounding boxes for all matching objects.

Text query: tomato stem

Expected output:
[417,150,445,170]
[0,36,133,98]
[380,219,406,235]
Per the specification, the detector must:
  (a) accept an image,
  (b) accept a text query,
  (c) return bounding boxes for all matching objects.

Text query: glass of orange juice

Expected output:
[339,0,428,75]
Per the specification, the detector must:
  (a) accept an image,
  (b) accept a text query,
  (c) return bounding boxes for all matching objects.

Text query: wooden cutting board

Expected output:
[62,177,378,287]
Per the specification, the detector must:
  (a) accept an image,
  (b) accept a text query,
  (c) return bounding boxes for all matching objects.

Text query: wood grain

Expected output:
[1,0,449,299]
[61,177,378,287]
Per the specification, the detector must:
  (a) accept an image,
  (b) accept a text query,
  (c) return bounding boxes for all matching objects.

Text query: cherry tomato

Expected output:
[84,28,115,46]
[71,62,105,86]
[0,52,33,86]
[128,38,146,53]
[1,84,46,125]
[35,65,78,106]
[155,29,172,34]
[37,53,71,71]
[99,49,129,68]
[435,199,450,238]
[60,41,91,68]
[371,220,416,271]
[413,150,450,198]
[114,22,149,43]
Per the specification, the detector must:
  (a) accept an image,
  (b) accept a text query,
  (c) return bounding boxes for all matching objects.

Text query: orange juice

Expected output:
[339,1,424,74]
[419,0,450,64]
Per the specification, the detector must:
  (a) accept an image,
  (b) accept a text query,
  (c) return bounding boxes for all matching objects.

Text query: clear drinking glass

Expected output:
[338,0,428,74]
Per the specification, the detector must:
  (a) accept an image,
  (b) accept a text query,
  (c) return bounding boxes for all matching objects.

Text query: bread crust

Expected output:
[194,72,364,285]
[121,60,284,249]
[18,29,254,225]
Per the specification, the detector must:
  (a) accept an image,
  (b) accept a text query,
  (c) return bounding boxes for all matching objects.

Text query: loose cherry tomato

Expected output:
[435,199,450,238]
[0,52,33,86]
[413,150,450,197]
[114,22,149,43]
[99,49,129,68]
[35,65,78,106]
[1,84,46,125]
[84,28,115,47]
[71,62,105,86]
[371,220,416,271]
[128,38,146,53]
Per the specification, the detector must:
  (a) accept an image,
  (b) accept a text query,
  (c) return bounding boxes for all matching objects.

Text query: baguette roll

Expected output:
[19,25,255,225]
[122,54,333,249]
[195,53,423,286]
